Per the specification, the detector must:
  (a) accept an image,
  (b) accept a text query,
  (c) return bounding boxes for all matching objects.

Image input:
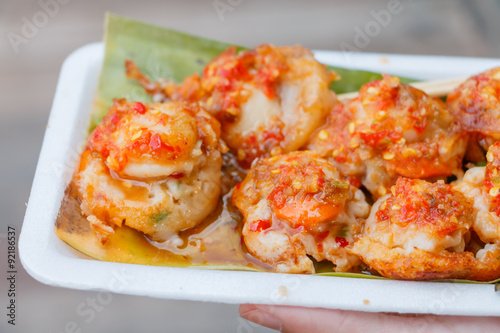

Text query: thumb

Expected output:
[239,304,500,333]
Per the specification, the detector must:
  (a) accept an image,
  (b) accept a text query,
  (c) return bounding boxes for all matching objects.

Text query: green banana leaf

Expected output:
[91,14,241,128]
[329,67,415,93]
[91,14,414,128]
[65,13,500,284]
[317,272,500,284]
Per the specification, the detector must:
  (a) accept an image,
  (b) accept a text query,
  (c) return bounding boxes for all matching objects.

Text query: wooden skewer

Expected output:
[337,76,467,102]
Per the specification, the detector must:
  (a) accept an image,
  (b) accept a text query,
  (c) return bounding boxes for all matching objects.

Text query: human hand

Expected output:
[239,304,500,333]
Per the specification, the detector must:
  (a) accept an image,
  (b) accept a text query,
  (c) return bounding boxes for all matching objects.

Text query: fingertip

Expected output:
[239,303,257,316]
[239,304,283,332]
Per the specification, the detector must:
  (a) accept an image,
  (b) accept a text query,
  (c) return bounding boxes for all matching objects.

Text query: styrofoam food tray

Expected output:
[20,42,500,316]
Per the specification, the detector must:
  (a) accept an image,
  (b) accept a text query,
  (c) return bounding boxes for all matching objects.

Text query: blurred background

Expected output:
[1,0,500,332]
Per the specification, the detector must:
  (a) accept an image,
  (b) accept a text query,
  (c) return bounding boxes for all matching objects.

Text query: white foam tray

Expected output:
[20,42,500,316]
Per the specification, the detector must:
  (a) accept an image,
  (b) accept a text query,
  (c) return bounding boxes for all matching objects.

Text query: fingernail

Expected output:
[240,308,282,331]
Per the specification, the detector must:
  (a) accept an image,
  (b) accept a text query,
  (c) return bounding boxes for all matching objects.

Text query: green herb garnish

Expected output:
[150,211,170,223]
[338,227,348,238]
[331,180,349,188]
